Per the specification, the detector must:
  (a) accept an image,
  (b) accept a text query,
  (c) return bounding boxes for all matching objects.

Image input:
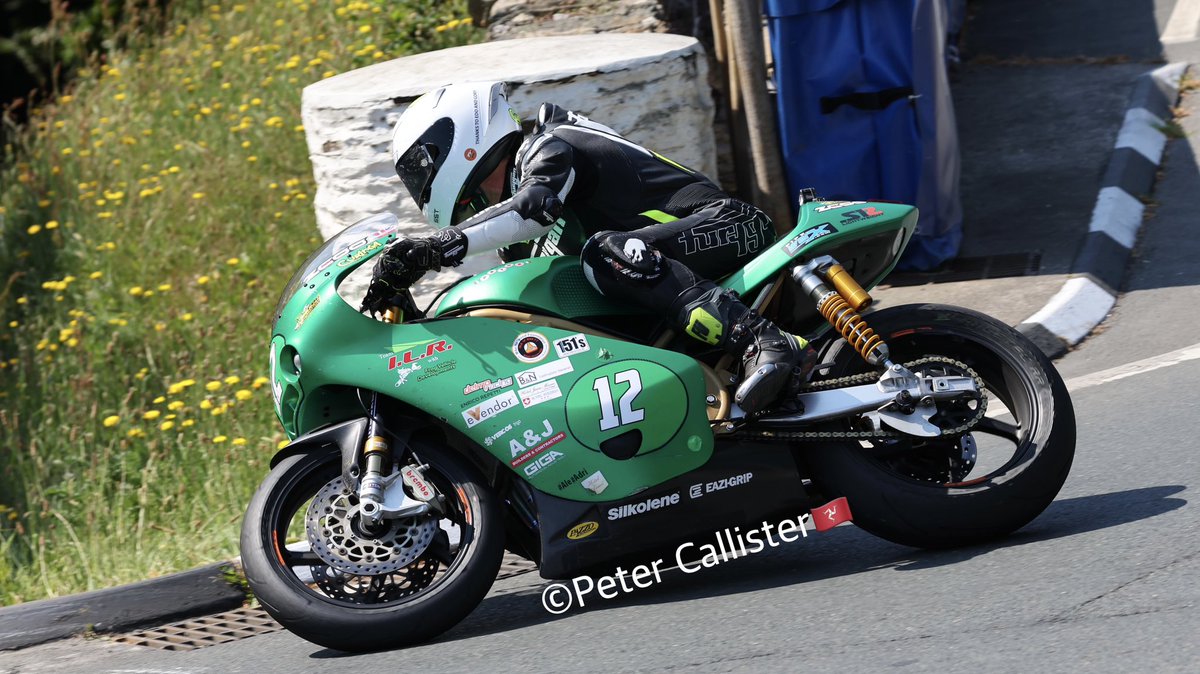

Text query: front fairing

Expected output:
[269,214,716,504]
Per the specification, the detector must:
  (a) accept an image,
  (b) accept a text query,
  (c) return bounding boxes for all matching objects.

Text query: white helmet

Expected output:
[390,81,523,229]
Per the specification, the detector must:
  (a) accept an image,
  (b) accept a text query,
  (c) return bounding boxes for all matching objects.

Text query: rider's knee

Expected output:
[580,230,664,295]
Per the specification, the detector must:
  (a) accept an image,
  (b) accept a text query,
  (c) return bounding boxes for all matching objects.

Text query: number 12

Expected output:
[593,370,644,431]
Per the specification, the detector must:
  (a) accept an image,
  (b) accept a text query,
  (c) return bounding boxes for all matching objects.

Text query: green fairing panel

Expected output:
[721,200,919,297]
[274,249,714,502]
[434,256,634,319]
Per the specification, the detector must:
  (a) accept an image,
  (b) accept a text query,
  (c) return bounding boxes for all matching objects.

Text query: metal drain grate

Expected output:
[112,606,282,651]
[114,554,537,651]
[498,552,538,579]
[883,252,1042,287]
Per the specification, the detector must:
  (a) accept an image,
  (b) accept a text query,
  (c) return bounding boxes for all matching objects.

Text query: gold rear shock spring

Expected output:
[817,292,888,365]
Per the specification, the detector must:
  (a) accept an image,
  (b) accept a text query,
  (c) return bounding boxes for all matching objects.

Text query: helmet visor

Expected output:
[395,142,437,208]
[394,117,455,208]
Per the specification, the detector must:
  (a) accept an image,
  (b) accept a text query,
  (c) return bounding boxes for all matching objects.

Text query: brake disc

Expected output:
[305,475,438,575]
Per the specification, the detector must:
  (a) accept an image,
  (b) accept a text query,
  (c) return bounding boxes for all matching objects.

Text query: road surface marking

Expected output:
[1163,0,1200,44]
[1065,341,1200,392]
[983,342,1200,420]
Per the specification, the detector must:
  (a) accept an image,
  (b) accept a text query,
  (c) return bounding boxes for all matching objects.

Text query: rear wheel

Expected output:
[239,438,503,652]
[804,304,1075,548]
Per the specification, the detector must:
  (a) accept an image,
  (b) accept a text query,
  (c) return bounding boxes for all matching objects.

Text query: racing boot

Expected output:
[674,282,816,415]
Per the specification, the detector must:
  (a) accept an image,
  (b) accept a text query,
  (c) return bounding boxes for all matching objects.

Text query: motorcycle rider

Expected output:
[362,81,814,414]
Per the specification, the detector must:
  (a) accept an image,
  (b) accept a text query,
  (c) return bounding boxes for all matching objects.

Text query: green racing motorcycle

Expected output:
[241,194,1075,651]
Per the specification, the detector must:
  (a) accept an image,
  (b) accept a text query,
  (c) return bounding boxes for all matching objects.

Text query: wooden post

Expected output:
[723,0,793,233]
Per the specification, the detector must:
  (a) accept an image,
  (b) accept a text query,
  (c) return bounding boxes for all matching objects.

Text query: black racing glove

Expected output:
[360,228,467,315]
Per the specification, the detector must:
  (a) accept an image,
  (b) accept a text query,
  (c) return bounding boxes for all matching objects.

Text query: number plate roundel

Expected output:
[565,360,688,456]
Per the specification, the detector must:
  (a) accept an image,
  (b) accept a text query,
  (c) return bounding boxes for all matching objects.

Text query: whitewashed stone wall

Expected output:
[300,33,715,306]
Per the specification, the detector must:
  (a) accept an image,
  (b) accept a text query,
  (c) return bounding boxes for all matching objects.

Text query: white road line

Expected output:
[982,342,1200,420]
[1064,341,1200,392]
[1163,0,1200,44]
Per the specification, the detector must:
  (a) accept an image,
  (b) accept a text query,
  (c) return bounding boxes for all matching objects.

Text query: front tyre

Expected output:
[239,439,504,652]
[805,304,1076,548]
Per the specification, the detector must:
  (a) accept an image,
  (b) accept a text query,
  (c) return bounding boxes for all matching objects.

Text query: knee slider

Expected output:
[581,231,664,285]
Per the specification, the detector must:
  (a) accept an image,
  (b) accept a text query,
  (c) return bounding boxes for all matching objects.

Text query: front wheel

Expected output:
[239,437,504,652]
[804,304,1076,548]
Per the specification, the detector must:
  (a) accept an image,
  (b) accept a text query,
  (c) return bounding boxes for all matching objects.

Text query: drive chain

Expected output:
[740,356,988,442]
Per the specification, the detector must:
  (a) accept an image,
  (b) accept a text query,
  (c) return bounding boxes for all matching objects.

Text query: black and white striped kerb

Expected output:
[1017,63,1188,359]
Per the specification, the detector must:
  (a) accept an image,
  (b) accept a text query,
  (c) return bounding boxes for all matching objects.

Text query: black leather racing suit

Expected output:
[453,103,776,320]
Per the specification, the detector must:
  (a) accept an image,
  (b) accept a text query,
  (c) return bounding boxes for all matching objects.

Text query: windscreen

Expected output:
[272,213,402,324]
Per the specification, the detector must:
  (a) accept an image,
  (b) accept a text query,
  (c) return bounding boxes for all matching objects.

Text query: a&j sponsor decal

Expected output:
[510,419,567,470]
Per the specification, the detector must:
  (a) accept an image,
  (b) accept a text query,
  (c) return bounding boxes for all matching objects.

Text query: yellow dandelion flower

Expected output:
[182,419,195,428]
[129,286,145,297]
[16,296,27,305]
[213,435,228,443]
[205,380,222,392]
[200,399,213,410]
[89,271,102,279]
[143,410,161,420]
[128,428,145,438]
[197,275,211,285]
[154,322,167,332]
[232,437,247,446]
[27,225,42,235]
[181,313,194,321]
[224,375,241,385]
[252,376,269,388]
[359,25,372,33]
[192,192,205,200]
[153,396,166,404]
[114,93,126,102]
[168,400,185,411]
[211,406,226,416]
[226,257,240,266]
[235,389,253,401]
[160,421,175,431]
[45,220,59,230]
[103,415,121,427]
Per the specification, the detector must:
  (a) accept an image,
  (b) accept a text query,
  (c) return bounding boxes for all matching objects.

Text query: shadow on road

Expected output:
[307,483,1186,657]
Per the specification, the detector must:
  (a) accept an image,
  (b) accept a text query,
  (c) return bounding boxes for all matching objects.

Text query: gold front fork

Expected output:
[358,305,404,526]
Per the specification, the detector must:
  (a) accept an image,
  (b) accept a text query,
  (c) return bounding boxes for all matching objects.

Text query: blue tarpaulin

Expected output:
[766,0,963,270]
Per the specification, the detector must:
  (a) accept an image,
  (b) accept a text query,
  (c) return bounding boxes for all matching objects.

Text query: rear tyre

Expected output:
[240,439,504,652]
[804,304,1075,548]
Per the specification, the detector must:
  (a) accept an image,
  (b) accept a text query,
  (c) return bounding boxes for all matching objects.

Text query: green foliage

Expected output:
[0,0,479,604]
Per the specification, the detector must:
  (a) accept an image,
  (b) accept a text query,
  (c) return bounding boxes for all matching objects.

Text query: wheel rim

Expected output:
[262,448,476,608]
[830,331,1043,489]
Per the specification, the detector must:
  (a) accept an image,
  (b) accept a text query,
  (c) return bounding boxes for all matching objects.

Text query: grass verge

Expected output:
[0,0,479,605]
